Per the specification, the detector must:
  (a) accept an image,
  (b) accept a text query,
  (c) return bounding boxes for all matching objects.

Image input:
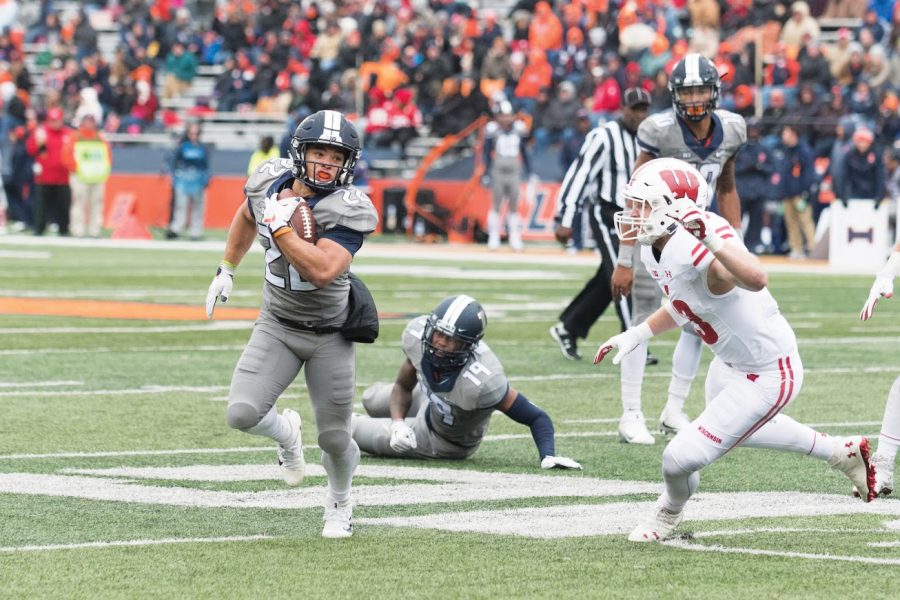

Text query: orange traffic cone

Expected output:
[107,192,152,239]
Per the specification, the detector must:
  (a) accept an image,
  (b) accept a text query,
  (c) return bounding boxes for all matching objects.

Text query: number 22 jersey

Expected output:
[640,213,796,371]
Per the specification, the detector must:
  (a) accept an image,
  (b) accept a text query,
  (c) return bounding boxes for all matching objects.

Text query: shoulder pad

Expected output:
[469,347,508,408]
[485,122,499,137]
[637,112,675,154]
[715,109,748,146]
[402,316,429,359]
[245,158,294,197]
[312,186,379,234]
[245,158,294,221]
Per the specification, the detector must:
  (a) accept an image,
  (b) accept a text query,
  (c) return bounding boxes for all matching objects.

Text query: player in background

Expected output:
[483,101,531,251]
[550,87,654,444]
[205,110,378,538]
[858,240,900,496]
[612,53,747,441]
[352,295,581,471]
[595,158,875,542]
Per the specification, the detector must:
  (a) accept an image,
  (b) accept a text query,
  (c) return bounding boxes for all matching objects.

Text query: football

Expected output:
[279,188,317,243]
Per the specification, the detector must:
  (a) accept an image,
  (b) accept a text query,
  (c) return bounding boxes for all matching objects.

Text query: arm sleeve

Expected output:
[321,224,365,255]
[504,392,555,459]
[483,136,494,173]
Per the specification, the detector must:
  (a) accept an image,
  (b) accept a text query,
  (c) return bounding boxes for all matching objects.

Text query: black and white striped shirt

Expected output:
[554,119,639,229]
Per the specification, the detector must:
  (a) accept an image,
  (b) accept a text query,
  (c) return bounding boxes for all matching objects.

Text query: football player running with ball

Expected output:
[352,295,582,470]
[595,159,875,542]
[205,110,378,538]
[858,240,900,497]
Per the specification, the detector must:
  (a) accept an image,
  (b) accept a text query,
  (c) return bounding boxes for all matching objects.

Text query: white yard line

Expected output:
[0,380,83,388]
[0,234,875,273]
[0,345,248,356]
[0,417,882,460]
[0,535,274,553]
[0,366,897,398]
[0,447,276,460]
[0,385,232,398]
[0,250,52,259]
[0,323,255,334]
[663,534,900,566]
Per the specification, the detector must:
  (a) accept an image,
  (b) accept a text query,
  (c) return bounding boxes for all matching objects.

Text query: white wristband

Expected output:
[634,321,653,343]
[704,232,725,253]
[617,244,634,268]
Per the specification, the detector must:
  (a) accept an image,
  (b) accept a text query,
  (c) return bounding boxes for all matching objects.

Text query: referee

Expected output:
[550,87,650,361]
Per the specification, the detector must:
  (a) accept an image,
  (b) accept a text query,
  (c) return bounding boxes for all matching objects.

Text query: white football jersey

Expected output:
[641,213,796,370]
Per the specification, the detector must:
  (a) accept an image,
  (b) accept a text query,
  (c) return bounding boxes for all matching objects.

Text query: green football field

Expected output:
[1,235,898,599]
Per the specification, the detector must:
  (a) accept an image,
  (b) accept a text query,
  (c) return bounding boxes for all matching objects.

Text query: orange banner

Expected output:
[101,174,562,240]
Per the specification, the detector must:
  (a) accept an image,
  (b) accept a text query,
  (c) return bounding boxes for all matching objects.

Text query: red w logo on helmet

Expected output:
[659,169,701,202]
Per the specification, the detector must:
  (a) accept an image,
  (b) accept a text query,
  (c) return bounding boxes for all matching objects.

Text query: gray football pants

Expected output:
[491,160,521,212]
[225,313,356,456]
[351,382,475,460]
[631,256,662,325]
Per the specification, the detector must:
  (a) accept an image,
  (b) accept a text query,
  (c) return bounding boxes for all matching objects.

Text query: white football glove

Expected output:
[860,275,894,321]
[389,420,417,453]
[593,322,653,366]
[205,263,234,319]
[540,455,582,470]
[262,193,300,233]
[667,198,724,252]
[860,252,900,321]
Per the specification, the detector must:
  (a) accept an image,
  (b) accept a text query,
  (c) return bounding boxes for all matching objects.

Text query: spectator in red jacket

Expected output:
[124,79,159,133]
[25,107,72,236]
[365,87,422,158]
[591,66,621,115]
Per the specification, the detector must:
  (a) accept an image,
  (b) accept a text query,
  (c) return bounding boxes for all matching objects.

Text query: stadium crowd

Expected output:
[0,0,898,252]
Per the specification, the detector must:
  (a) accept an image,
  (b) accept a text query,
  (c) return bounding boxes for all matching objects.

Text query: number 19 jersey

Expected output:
[402,317,509,449]
[640,214,796,371]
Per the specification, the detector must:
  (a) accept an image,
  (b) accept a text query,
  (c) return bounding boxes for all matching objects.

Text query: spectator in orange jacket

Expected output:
[25,107,72,235]
[514,48,552,113]
[62,114,111,238]
[529,1,563,52]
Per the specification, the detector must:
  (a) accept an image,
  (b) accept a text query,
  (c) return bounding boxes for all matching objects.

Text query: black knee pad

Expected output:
[318,429,351,455]
[226,402,260,430]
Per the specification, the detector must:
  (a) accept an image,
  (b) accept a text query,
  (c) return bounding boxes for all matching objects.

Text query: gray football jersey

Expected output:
[637,108,746,192]
[401,316,508,448]
[245,158,378,325]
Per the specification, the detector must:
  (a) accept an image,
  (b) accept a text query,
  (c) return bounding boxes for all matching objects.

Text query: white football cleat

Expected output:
[618,411,655,445]
[658,409,692,435]
[628,506,684,542]
[872,453,895,497]
[277,409,305,487]
[322,498,353,539]
[828,436,875,502]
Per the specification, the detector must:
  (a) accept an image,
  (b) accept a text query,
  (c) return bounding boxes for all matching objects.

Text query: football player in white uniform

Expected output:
[611,53,747,443]
[858,240,900,497]
[352,295,581,470]
[206,110,378,538]
[595,159,876,542]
